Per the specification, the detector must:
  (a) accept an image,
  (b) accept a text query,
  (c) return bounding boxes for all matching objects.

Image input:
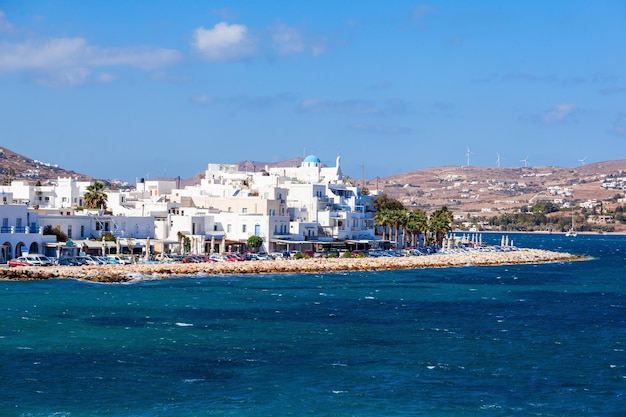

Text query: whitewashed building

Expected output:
[0,201,57,262]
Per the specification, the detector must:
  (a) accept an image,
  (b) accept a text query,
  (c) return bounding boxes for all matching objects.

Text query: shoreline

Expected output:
[0,248,586,283]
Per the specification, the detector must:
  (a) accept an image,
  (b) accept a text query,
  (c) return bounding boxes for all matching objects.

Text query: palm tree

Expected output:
[373,195,406,246]
[390,209,407,249]
[84,181,108,209]
[406,208,428,247]
[429,206,454,247]
[374,208,392,241]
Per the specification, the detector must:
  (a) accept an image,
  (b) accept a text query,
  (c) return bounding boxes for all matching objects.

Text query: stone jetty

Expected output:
[0,248,584,283]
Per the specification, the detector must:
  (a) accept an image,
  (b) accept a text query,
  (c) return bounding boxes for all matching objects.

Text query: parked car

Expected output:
[8,257,29,267]
[56,257,80,266]
[8,255,53,266]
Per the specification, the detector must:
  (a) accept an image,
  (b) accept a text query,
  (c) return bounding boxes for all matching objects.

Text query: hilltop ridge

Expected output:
[2,145,625,220]
[367,160,626,216]
[0,146,93,183]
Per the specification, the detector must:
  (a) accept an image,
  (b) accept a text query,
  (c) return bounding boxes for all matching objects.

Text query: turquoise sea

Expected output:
[1,234,624,416]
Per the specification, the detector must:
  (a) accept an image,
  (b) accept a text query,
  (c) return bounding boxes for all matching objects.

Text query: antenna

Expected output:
[361,164,365,188]
[578,156,587,166]
[521,155,529,167]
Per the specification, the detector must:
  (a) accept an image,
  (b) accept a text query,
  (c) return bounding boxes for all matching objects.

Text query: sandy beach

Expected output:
[0,248,585,283]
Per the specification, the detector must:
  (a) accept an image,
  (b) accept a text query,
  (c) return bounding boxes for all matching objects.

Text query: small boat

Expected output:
[566,208,577,237]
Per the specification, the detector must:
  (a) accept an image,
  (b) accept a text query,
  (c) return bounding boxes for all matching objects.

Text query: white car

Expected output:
[19,255,53,266]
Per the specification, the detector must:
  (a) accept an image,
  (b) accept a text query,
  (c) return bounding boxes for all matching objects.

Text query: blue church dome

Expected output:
[303,155,321,164]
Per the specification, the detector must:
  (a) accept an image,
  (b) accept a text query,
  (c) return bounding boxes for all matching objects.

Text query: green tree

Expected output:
[373,193,404,212]
[43,225,68,242]
[246,235,263,253]
[177,231,191,254]
[84,181,108,209]
[389,208,407,248]
[429,206,453,247]
[374,208,393,241]
[406,208,428,247]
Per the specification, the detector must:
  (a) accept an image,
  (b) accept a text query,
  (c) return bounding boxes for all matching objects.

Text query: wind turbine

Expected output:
[496,152,503,167]
[521,155,529,167]
[466,146,473,166]
[578,156,587,166]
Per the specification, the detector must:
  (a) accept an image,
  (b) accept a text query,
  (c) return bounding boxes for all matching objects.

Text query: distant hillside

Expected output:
[0,146,93,184]
[366,160,626,215]
[236,158,304,172]
[180,158,306,187]
[3,144,626,218]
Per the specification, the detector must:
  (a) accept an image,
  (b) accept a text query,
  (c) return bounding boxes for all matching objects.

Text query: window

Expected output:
[242,224,247,233]
[81,225,85,238]
[242,207,247,214]
[213,225,218,231]
[227,224,232,233]
[67,225,72,239]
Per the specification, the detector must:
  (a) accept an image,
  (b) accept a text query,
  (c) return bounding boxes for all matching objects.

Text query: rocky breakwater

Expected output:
[0,248,585,283]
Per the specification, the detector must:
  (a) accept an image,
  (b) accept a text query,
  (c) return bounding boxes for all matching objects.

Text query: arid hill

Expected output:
[365,160,626,216]
[3,144,625,221]
[0,146,93,184]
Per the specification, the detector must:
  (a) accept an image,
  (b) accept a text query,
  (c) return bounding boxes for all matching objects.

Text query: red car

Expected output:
[8,257,29,267]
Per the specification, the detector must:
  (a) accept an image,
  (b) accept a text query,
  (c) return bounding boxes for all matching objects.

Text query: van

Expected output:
[23,255,53,266]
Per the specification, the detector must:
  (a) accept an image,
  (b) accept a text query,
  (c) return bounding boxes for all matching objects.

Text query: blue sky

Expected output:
[1,1,625,183]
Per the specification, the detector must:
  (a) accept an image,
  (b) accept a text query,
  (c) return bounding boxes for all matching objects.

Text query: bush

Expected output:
[42,225,68,242]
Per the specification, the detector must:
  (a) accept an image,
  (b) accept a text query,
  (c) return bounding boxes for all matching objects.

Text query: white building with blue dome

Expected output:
[266,154,343,184]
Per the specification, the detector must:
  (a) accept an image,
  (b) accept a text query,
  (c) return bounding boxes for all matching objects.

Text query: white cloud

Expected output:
[192,94,212,104]
[0,38,86,71]
[411,4,438,27]
[96,72,116,83]
[0,37,181,75]
[0,10,15,33]
[297,98,409,116]
[269,22,329,57]
[298,98,380,115]
[542,103,578,124]
[271,23,305,55]
[88,46,181,69]
[192,22,255,61]
[35,67,90,87]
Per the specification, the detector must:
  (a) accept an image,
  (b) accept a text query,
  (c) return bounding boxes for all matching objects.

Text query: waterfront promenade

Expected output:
[0,248,583,283]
